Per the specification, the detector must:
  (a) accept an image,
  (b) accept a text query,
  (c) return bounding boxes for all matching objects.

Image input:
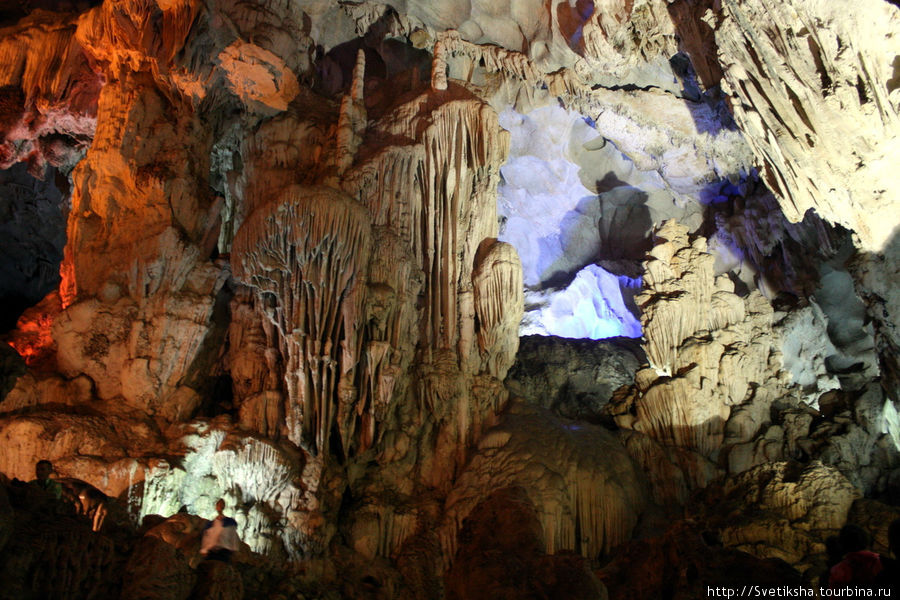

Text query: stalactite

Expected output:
[345,92,509,369]
[715,0,899,252]
[431,40,448,91]
[472,240,524,380]
[434,31,592,111]
[232,185,371,456]
[416,100,507,358]
[76,0,201,75]
[336,50,367,175]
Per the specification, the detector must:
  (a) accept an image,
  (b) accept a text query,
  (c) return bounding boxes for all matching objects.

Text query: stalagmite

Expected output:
[227,288,285,437]
[610,220,785,463]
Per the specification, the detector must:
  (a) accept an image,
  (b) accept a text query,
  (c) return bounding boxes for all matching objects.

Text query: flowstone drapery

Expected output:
[232,185,371,456]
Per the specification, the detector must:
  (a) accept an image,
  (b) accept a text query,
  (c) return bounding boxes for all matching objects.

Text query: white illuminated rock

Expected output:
[520,264,641,340]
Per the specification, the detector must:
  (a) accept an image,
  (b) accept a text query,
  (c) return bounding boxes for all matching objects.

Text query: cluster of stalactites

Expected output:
[472,240,524,380]
[347,94,510,366]
[76,0,201,76]
[355,228,422,453]
[231,185,371,456]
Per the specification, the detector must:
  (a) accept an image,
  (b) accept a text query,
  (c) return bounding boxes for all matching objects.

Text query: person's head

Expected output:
[35,460,53,481]
[887,519,900,557]
[215,498,225,515]
[839,524,870,554]
[825,535,843,564]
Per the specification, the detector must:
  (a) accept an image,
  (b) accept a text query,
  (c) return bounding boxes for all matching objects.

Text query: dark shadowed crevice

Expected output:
[0,163,69,332]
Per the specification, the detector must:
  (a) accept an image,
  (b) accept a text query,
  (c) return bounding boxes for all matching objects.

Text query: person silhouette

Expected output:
[199,498,240,562]
[31,460,62,500]
[875,519,900,591]
[829,524,883,588]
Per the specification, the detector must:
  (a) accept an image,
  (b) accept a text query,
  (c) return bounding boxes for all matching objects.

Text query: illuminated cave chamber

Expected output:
[1,1,899,599]
[497,105,646,339]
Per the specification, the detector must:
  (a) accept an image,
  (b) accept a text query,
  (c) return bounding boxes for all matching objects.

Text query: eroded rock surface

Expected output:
[0,0,898,596]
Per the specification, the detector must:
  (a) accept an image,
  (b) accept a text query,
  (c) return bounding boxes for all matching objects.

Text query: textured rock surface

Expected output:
[444,401,649,560]
[445,487,606,600]
[609,220,786,463]
[697,461,859,570]
[0,0,898,596]
[597,520,804,598]
[505,335,644,421]
[0,165,68,330]
[714,0,900,253]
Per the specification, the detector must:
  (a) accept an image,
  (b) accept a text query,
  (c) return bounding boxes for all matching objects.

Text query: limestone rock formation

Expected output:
[139,423,311,558]
[444,401,649,561]
[609,220,784,463]
[505,335,644,422]
[714,0,900,254]
[597,520,803,599]
[232,185,372,456]
[698,461,859,570]
[472,239,524,379]
[0,0,899,596]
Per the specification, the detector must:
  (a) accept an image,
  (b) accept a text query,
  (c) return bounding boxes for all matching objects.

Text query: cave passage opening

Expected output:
[496,104,645,340]
[0,162,69,332]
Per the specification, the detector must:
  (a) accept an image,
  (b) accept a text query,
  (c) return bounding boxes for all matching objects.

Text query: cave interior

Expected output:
[0,0,899,598]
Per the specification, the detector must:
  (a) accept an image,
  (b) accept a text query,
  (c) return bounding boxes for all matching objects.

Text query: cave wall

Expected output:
[0,0,898,597]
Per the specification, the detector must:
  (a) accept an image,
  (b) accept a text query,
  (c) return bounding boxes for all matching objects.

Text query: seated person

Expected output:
[31,459,62,500]
[200,498,240,562]
[830,524,883,587]
[876,519,900,591]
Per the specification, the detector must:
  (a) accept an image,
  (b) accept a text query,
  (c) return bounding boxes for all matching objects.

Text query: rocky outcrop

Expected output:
[444,401,648,561]
[609,220,785,464]
[698,461,859,570]
[505,335,644,422]
[121,534,197,600]
[0,481,121,600]
[139,423,312,558]
[597,520,803,598]
[1,0,899,596]
[714,0,900,253]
